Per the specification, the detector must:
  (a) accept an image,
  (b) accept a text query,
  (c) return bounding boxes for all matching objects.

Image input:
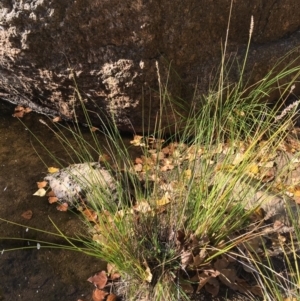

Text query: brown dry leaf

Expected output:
[13,106,32,117]
[130,135,145,146]
[91,126,99,132]
[205,277,220,297]
[52,116,61,122]
[13,111,25,118]
[37,181,48,188]
[48,167,59,173]
[99,154,110,162]
[48,196,59,204]
[56,203,68,211]
[180,281,194,294]
[47,190,56,197]
[107,263,121,280]
[181,250,193,269]
[134,163,143,172]
[107,263,117,275]
[162,146,170,155]
[82,208,98,222]
[193,252,206,267]
[110,272,121,281]
[135,157,143,164]
[92,289,107,301]
[106,294,117,301]
[21,210,33,220]
[88,271,108,289]
[218,268,237,289]
[15,105,24,111]
[261,170,275,183]
[196,271,212,293]
[214,256,229,270]
[24,107,32,113]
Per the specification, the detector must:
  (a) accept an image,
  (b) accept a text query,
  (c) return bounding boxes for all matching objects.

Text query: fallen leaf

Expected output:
[52,116,61,122]
[88,271,108,289]
[92,289,107,301]
[21,210,33,220]
[110,272,121,281]
[56,203,68,211]
[24,107,32,113]
[134,201,152,213]
[82,208,98,222]
[15,105,24,111]
[99,154,110,162]
[48,196,59,204]
[247,164,259,175]
[293,188,300,197]
[293,196,300,204]
[130,135,145,146]
[37,181,48,188]
[33,188,47,197]
[13,106,32,117]
[12,111,24,118]
[156,195,171,206]
[134,163,143,172]
[145,266,153,283]
[46,190,56,197]
[232,153,245,165]
[183,169,192,180]
[107,263,120,280]
[135,157,143,164]
[181,250,192,269]
[258,161,274,168]
[91,126,99,132]
[106,294,117,301]
[205,277,220,297]
[48,167,59,173]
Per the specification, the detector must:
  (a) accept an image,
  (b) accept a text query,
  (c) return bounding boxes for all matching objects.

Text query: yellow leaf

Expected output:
[145,266,153,283]
[248,164,259,175]
[183,169,192,180]
[48,167,59,173]
[294,189,300,197]
[33,188,47,197]
[156,195,170,206]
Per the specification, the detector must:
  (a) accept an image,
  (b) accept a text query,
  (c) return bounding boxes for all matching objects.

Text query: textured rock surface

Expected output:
[45,163,117,206]
[1,0,300,132]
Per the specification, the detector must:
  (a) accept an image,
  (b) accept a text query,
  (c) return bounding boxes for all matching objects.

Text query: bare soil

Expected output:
[0,101,106,301]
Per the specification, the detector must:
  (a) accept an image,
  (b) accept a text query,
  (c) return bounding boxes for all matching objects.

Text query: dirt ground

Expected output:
[0,101,108,301]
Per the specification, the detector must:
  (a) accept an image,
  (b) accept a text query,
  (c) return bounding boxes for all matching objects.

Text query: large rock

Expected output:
[1,0,300,132]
